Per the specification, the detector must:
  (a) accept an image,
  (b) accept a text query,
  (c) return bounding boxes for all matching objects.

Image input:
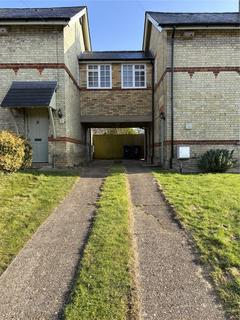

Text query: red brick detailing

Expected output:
[0,63,81,91]
[213,70,220,78]
[160,140,240,146]
[155,66,240,88]
[0,63,65,69]
[188,71,194,79]
[37,67,44,75]
[48,136,85,145]
[154,69,167,90]
[12,67,19,75]
[64,65,81,90]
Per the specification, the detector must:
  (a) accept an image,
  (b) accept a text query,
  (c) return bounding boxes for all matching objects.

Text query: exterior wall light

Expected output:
[160,112,165,120]
[58,109,63,118]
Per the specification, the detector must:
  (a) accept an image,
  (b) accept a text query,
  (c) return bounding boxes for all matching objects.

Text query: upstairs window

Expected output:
[122,64,146,89]
[87,64,112,89]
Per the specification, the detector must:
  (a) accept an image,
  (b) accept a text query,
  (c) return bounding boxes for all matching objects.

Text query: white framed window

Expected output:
[87,64,112,89]
[121,64,146,89]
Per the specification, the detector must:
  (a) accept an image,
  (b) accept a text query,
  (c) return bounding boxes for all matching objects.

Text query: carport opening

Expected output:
[90,127,147,161]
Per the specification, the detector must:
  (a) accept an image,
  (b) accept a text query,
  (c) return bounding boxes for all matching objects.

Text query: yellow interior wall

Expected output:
[93,134,144,159]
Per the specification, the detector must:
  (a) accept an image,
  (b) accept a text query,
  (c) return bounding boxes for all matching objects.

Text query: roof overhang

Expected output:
[66,7,91,51]
[1,81,57,109]
[0,6,88,27]
[143,13,162,51]
[0,20,69,25]
[143,12,240,51]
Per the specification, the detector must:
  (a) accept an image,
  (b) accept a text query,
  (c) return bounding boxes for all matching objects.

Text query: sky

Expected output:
[0,0,239,50]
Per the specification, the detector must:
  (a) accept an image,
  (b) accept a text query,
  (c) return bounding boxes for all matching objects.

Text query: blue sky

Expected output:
[1,0,239,50]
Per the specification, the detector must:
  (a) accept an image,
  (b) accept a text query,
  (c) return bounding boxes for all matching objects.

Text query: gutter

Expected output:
[170,26,176,169]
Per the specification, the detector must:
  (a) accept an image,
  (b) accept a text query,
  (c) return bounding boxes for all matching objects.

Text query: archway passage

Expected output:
[92,128,145,160]
[83,123,152,163]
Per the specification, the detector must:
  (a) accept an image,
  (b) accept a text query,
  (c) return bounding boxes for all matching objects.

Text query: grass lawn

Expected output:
[153,172,240,319]
[65,166,136,320]
[0,170,78,275]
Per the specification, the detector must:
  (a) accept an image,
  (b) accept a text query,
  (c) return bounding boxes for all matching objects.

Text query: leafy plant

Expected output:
[0,131,33,172]
[0,131,25,172]
[198,149,237,173]
[21,137,32,169]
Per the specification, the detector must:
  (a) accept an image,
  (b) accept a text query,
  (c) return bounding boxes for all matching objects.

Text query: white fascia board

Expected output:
[146,13,162,32]
[67,7,86,26]
[143,13,162,51]
[49,92,56,110]
[67,7,92,51]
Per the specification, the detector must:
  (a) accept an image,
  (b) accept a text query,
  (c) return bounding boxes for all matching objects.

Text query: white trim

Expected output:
[87,64,112,89]
[146,13,162,32]
[49,107,56,139]
[143,14,162,50]
[121,64,147,89]
[68,7,86,26]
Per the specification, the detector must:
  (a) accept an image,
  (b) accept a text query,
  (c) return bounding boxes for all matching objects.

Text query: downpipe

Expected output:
[170,26,176,169]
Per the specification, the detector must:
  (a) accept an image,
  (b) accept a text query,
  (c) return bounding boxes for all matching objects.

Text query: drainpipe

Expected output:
[151,59,155,164]
[48,107,56,168]
[170,26,176,169]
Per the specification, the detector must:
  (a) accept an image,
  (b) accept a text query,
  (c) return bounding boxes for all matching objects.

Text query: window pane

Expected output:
[134,66,145,87]
[88,65,99,87]
[122,65,133,87]
[100,65,111,88]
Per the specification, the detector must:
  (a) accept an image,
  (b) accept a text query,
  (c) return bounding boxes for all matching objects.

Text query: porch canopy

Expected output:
[0,81,57,109]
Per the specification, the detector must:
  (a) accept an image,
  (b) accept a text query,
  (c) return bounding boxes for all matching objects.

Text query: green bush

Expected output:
[198,149,237,173]
[21,138,32,169]
[0,131,32,173]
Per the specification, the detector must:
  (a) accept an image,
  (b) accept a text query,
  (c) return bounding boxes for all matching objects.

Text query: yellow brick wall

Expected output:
[152,27,240,170]
[79,63,152,117]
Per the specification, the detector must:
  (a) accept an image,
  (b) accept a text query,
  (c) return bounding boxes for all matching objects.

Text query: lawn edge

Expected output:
[0,173,80,278]
[152,172,230,320]
[125,172,142,320]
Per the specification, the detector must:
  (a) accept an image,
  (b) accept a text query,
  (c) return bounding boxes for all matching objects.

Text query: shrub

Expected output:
[0,131,32,173]
[198,149,237,173]
[21,138,32,169]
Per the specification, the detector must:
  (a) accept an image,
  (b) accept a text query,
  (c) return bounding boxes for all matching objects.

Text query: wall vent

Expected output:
[0,28,8,35]
[183,31,195,39]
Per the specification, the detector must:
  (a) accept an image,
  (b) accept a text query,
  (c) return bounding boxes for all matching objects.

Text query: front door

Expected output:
[27,109,49,163]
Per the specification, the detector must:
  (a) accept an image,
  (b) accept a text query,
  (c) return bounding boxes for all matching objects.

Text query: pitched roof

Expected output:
[1,81,57,108]
[147,12,240,27]
[79,51,154,61]
[0,6,85,21]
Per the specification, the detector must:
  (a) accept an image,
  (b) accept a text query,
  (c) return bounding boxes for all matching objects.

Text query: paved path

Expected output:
[0,164,108,320]
[126,163,226,320]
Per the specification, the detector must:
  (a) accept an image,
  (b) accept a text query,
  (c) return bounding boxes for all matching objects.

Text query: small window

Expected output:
[122,64,146,89]
[87,64,112,89]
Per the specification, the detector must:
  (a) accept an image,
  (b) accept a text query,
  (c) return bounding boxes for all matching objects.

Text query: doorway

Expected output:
[26,109,49,163]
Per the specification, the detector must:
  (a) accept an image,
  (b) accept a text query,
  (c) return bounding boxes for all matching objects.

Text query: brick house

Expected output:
[78,51,154,162]
[0,6,91,167]
[0,7,239,170]
[144,12,240,170]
